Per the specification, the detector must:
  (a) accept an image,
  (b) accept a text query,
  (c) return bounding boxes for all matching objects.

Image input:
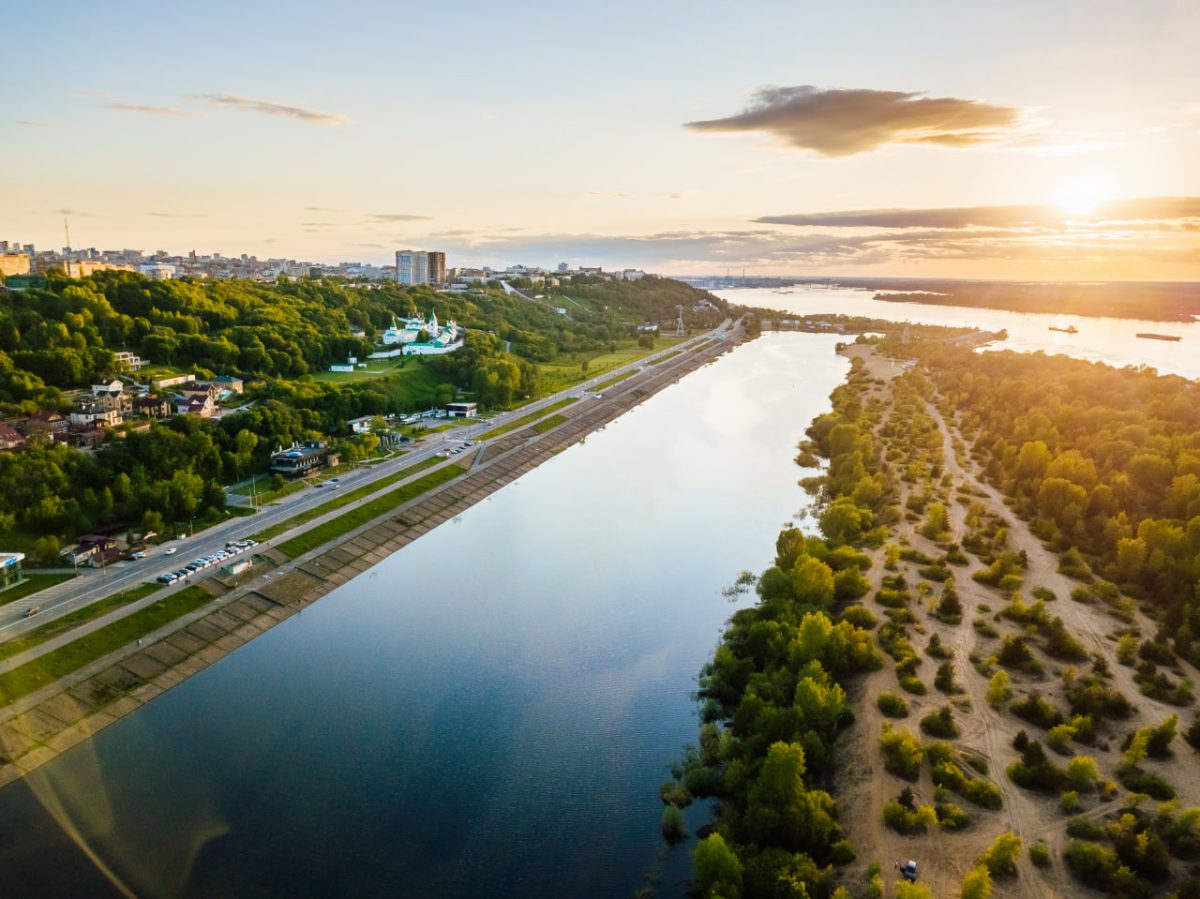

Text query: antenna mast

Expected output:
[63,216,73,278]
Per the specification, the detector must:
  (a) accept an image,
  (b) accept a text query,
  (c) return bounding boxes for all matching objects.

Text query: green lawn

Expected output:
[0,583,161,663]
[0,586,210,704]
[275,465,464,558]
[0,574,73,608]
[530,414,568,435]
[252,455,446,542]
[477,397,578,440]
[648,349,685,366]
[537,336,684,393]
[230,476,311,504]
[312,356,408,384]
[589,369,638,392]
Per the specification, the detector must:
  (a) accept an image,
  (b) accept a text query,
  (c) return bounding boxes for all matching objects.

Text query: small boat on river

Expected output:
[1049,325,1077,334]
[1135,332,1182,342]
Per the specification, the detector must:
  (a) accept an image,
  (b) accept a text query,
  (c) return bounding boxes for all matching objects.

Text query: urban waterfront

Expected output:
[0,333,850,898]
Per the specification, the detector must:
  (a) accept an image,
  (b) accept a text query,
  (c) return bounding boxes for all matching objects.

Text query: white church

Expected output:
[370,312,464,358]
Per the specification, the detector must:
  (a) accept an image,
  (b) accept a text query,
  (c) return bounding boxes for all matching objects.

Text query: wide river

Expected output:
[715,285,1200,380]
[0,333,850,899]
[3,286,1193,897]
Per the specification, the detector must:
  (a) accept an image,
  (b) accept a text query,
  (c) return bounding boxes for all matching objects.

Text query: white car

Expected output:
[164,547,177,556]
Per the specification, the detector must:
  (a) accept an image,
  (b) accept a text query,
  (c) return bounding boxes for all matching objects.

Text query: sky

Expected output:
[3,0,1199,280]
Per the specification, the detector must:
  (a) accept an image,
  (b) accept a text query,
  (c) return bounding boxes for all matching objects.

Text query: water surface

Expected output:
[717,285,1200,380]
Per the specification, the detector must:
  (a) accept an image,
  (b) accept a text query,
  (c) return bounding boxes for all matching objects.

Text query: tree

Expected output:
[986,670,1010,708]
[790,556,835,610]
[960,864,992,899]
[694,833,742,899]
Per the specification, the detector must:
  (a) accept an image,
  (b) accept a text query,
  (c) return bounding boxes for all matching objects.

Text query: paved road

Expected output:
[0,326,730,640]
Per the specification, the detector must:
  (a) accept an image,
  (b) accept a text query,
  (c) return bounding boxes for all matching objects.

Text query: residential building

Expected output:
[269,441,338,477]
[134,395,172,419]
[0,252,30,278]
[0,424,26,451]
[138,262,176,280]
[348,415,375,434]
[176,395,216,418]
[113,351,146,371]
[427,251,446,284]
[395,250,429,286]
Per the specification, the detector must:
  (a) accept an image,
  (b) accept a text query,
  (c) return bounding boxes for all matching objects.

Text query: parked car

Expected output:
[131,551,146,560]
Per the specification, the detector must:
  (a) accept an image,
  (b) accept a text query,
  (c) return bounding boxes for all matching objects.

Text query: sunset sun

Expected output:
[1054,175,1118,217]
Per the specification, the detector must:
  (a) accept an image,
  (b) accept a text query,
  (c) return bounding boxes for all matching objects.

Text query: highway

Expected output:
[0,325,731,640]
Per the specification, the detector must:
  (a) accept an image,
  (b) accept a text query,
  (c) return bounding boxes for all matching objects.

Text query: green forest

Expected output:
[909,344,1200,664]
[0,272,725,558]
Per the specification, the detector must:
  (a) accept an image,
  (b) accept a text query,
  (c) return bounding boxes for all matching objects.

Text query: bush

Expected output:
[1067,815,1106,839]
[934,660,960,694]
[986,670,1010,708]
[1064,839,1120,890]
[883,796,938,834]
[1119,769,1175,800]
[880,726,924,779]
[839,604,877,630]
[978,831,1023,876]
[1029,842,1052,868]
[960,864,992,899]
[877,692,910,718]
[660,805,686,842]
[1011,692,1065,730]
[921,705,960,738]
[1059,790,1080,813]
[660,780,692,807]
[936,800,969,829]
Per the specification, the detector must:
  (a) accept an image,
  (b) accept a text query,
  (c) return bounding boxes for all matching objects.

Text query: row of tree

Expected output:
[682,358,891,898]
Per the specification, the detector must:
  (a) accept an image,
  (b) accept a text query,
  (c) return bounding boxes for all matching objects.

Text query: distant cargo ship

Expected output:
[1048,325,1077,334]
[1135,332,1182,342]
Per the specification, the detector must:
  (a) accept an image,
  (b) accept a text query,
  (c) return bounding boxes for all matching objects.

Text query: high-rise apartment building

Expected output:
[395,249,444,286]
[427,252,446,284]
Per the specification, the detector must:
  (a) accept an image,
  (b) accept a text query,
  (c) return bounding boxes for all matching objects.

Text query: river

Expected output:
[715,285,1200,380]
[0,333,850,898]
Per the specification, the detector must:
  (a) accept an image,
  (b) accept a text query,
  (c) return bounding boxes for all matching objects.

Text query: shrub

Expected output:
[839,605,877,630]
[986,670,1010,708]
[883,798,937,833]
[1059,790,1080,813]
[934,660,960,694]
[1067,815,1106,840]
[960,864,992,899]
[1011,692,1064,730]
[926,633,950,659]
[997,635,1042,674]
[1119,769,1175,800]
[1046,723,1077,755]
[660,781,692,807]
[936,800,969,829]
[877,692,910,718]
[660,805,685,842]
[1029,842,1052,868]
[1064,839,1120,890]
[1066,755,1101,790]
[880,725,924,780]
[978,831,1023,876]
[921,705,960,738]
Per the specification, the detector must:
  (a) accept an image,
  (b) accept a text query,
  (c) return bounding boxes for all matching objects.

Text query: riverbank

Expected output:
[0,330,742,788]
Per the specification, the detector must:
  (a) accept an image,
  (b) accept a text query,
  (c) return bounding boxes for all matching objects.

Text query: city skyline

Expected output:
[3,0,1199,280]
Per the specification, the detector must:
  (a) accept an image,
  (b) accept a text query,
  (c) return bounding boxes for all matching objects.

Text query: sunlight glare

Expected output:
[1054,175,1118,218]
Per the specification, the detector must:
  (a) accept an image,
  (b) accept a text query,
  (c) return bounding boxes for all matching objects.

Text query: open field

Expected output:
[537,336,684,392]
[312,356,408,384]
